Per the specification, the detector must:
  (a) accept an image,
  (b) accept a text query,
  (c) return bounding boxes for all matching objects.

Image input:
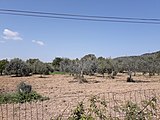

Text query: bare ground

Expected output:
[0,73,160,119]
[0,73,160,97]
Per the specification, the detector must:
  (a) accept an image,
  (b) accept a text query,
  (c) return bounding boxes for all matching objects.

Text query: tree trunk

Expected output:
[133,72,136,76]
[143,72,145,76]
[80,69,84,78]
[149,72,154,77]
[128,70,132,79]
[102,73,104,78]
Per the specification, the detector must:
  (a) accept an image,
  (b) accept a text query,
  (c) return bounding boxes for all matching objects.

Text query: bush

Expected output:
[68,102,94,120]
[0,82,49,104]
[17,82,32,94]
[55,96,158,119]
[0,91,49,104]
[115,97,157,120]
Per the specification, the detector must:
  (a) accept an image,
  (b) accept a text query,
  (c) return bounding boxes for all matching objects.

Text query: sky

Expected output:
[0,0,160,62]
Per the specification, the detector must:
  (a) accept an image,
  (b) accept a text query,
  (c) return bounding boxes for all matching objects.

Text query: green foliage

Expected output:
[115,97,157,120]
[52,57,63,71]
[50,71,66,75]
[122,101,142,120]
[64,96,109,120]
[0,91,49,104]
[59,58,81,77]
[26,59,53,75]
[81,54,97,76]
[113,51,160,75]
[55,96,158,120]
[0,82,49,104]
[68,102,94,120]
[46,63,54,73]
[59,58,72,73]
[33,60,50,76]
[3,51,160,78]
[0,59,8,75]
[5,58,31,77]
[88,96,108,120]
[156,52,160,59]
[26,58,40,65]
[97,57,107,77]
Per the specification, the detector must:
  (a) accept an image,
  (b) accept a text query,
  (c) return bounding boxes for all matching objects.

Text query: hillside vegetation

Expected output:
[0,51,160,82]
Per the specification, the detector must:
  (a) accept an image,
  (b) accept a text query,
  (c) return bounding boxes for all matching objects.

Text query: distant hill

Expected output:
[112,50,160,74]
[113,51,160,63]
[114,50,160,61]
[141,51,160,57]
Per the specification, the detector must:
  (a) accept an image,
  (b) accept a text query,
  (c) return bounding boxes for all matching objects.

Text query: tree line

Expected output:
[0,51,160,78]
[0,58,53,77]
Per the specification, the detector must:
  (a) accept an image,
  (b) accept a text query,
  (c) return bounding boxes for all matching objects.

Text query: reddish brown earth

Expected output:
[0,73,160,96]
[0,73,160,120]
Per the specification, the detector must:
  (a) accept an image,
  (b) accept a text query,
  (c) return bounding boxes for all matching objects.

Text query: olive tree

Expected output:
[0,59,9,75]
[5,58,31,77]
[26,58,40,74]
[80,54,97,77]
[59,58,71,73]
[32,60,50,77]
[52,57,63,71]
[154,54,160,75]
[68,59,81,77]
[26,58,40,65]
[97,57,107,77]
[138,56,156,77]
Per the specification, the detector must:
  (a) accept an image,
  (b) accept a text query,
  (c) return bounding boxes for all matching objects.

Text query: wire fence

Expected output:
[0,89,160,120]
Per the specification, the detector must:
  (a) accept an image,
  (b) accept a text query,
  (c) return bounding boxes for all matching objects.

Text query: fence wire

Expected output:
[0,89,160,120]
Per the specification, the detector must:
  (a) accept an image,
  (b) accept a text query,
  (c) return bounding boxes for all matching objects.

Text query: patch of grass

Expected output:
[0,91,49,104]
[50,71,66,75]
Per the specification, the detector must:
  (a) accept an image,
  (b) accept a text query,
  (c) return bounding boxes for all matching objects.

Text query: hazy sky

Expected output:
[0,1,160,62]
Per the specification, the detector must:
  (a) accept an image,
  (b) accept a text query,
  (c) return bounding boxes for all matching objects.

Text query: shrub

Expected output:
[17,82,32,94]
[68,102,94,120]
[115,97,157,120]
[55,96,158,119]
[0,82,49,104]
